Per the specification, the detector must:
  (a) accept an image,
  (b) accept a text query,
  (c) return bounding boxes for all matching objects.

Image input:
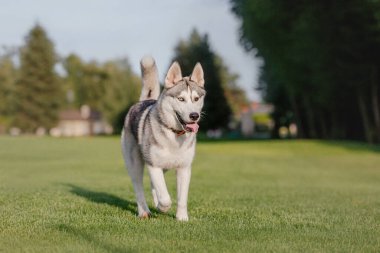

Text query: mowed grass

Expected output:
[0,137,380,252]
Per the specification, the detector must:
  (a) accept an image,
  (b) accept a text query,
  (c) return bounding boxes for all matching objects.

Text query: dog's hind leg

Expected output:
[121,130,150,218]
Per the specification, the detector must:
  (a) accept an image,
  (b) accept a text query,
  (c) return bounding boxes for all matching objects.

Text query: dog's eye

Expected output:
[194,97,199,102]
[178,97,185,102]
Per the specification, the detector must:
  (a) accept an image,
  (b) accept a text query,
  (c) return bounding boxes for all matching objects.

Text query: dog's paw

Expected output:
[157,198,172,213]
[157,203,171,213]
[176,213,189,221]
[176,208,189,221]
[138,211,151,219]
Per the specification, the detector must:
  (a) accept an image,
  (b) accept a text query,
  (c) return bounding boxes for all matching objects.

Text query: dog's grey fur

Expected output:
[121,56,205,221]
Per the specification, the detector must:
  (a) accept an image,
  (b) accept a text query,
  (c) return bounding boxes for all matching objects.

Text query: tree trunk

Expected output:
[330,111,338,139]
[370,66,380,142]
[358,92,373,144]
[319,110,328,139]
[303,97,317,138]
[290,96,304,138]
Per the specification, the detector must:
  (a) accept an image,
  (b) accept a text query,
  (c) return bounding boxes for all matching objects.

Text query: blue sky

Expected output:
[0,0,262,100]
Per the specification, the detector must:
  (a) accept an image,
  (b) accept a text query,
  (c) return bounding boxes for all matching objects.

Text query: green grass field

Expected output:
[0,137,379,252]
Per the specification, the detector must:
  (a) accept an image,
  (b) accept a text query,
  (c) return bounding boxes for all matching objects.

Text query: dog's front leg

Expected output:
[147,166,172,213]
[176,167,191,221]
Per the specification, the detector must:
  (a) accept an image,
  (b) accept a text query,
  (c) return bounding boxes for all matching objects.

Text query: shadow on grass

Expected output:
[56,224,130,253]
[65,183,173,218]
[314,140,380,153]
[65,184,137,215]
[197,137,380,153]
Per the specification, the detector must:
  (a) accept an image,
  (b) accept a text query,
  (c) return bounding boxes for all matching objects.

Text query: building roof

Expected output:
[59,108,102,121]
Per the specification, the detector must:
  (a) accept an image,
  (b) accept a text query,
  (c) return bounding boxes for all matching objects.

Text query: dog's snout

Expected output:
[189,112,200,121]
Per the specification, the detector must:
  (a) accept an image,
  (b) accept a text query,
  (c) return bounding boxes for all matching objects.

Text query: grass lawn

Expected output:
[0,136,379,252]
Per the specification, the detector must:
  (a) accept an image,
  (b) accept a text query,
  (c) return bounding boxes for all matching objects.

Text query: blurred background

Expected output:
[0,0,379,143]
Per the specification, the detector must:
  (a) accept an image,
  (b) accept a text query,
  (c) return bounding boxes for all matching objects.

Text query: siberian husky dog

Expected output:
[121,56,205,221]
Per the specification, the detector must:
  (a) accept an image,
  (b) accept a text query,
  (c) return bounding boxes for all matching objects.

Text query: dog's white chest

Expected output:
[149,139,195,169]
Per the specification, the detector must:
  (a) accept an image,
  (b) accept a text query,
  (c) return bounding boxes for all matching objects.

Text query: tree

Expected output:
[215,55,248,120]
[13,24,62,132]
[171,29,233,131]
[231,0,380,143]
[62,54,141,132]
[0,51,17,128]
[102,58,141,131]
[63,54,108,110]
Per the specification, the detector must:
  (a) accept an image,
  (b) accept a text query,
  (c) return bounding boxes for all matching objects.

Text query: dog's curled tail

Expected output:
[139,56,160,101]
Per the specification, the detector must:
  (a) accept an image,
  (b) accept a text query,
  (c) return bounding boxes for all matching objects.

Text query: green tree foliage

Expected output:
[102,59,141,128]
[231,0,380,143]
[215,55,248,120]
[171,29,233,130]
[13,24,62,132]
[63,54,108,109]
[62,54,140,132]
[0,52,17,128]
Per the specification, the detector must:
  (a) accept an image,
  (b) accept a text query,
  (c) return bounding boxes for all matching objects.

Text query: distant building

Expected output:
[250,101,274,115]
[0,124,6,135]
[50,105,112,137]
[240,105,255,137]
[240,102,274,137]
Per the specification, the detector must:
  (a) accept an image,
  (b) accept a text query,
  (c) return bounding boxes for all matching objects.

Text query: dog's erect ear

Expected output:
[190,63,204,87]
[165,61,182,88]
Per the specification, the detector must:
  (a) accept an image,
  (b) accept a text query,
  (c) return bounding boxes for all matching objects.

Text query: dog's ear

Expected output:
[190,63,204,87]
[165,61,182,88]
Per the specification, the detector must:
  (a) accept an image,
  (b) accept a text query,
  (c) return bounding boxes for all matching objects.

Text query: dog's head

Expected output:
[160,62,206,133]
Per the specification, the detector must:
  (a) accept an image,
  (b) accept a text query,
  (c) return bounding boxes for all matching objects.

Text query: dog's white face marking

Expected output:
[161,61,206,132]
[173,88,204,123]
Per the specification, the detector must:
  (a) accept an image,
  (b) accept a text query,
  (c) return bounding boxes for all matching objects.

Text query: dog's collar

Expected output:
[171,128,186,136]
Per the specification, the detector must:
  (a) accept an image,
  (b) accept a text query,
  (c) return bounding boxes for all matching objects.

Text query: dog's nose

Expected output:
[189,112,199,121]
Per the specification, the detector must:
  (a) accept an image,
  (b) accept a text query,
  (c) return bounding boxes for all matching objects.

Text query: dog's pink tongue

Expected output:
[186,123,199,133]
